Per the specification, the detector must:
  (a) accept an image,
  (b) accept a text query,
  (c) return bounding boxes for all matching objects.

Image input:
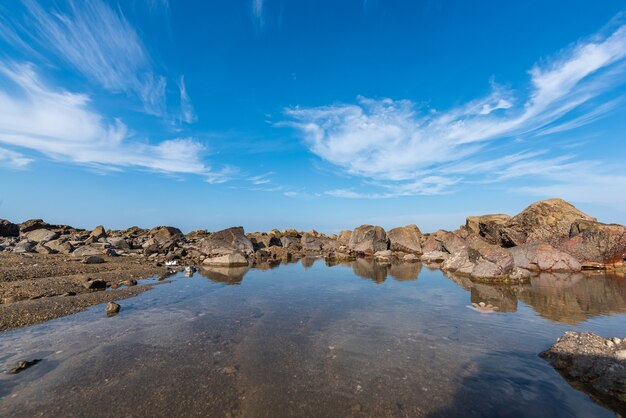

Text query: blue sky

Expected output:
[1,0,625,233]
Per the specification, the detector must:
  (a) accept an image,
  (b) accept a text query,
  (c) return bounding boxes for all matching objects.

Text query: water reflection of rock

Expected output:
[389,262,422,281]
[445,271,626,324]
[446,273,519,312]
[350,259,421,283]
[518,272,626,325]
[199,266,250,285]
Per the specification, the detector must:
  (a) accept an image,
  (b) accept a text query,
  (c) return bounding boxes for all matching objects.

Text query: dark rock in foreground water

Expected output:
[7,359,41,374]
[541,331,626,413]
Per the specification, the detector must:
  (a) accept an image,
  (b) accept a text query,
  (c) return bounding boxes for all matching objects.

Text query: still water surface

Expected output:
[1,259,625,417]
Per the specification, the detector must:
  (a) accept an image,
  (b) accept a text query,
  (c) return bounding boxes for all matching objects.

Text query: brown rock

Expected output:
[199,227,254,256]
[465,214,512,244]
[559,220,626,266]
[500,199,596,247]
[388,225,422,254]
[348,225,389,255]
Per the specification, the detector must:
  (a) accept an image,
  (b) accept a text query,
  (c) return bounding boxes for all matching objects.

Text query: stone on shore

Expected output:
[106,302,121,316]
[465,214,511,245]
[72,245,103,257]
[24,229,59,243]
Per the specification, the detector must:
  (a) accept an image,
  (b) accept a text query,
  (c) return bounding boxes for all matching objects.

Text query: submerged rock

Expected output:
[7,359,41,374]
[540,332,626,409]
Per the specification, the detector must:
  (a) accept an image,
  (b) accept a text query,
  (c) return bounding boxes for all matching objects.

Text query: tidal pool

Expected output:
[1,259,625,417]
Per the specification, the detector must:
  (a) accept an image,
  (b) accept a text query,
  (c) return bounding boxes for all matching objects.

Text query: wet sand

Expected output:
[0,253,168,331]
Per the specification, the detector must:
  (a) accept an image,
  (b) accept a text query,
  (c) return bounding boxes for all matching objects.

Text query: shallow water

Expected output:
[0,259,625,417]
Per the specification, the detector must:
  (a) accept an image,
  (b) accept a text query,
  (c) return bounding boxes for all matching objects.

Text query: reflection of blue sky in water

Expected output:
[0,261,624,417]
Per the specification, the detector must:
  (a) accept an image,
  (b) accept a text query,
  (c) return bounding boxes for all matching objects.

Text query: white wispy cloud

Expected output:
[285,21,626,197]
[0,147,32,168]
[2,0,168,116]
[178,76,197,124]
[0,62,214,177]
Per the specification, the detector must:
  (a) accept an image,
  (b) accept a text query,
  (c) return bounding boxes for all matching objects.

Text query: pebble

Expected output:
[106,302,120,316]
[7,359,41,374]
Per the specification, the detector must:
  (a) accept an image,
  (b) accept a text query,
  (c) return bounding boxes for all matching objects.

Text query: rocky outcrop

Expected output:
[199,227,254,256]
[349,225,389,255]
[559,220,626,266]
[509,243,581,272]
[388,225,422,254]
[497,199,596,247]
[541,332,626,409]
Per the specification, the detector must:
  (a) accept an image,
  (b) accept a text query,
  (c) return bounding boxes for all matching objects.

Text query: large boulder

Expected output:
[498,199,596,247]
[465,214,512,245]
[149,226,183,244]
[199,227,254,256]
[509,243,581,272]
[540,332,626,406]
[301,233,337,252]
[24,229,59,243]
[348,225,389,255]
[13,240,35,254]
[0,219,19,237]
[388,225,422,254]
[559,220,626,266]
[202,253,249,267]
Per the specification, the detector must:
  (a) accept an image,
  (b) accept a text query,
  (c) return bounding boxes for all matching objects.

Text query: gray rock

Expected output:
[541,331,626,407]
[82,255,105,264]
[24,229,59,243]
[107,237,130,250]
[13,240,35,254]
[202,252,249,267]
[46,239,75,254]
[72,245,102,257]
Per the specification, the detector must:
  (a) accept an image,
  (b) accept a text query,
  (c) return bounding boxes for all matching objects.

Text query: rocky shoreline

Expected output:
[2,197,626,409]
